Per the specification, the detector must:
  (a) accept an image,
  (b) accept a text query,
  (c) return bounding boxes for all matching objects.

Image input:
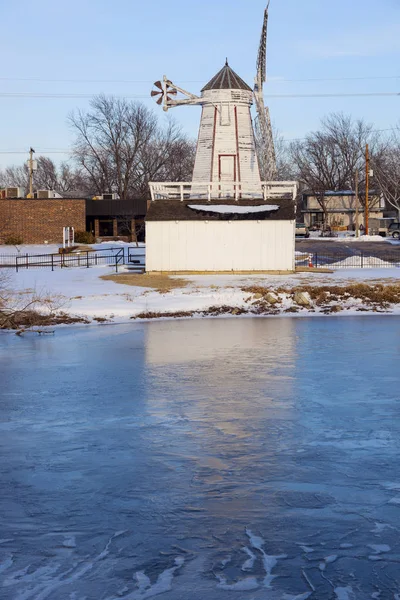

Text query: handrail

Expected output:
[149,181,298,202]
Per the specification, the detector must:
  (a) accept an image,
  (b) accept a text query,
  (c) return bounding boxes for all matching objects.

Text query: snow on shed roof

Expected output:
[146,198,295,221]
[188,204,279,214]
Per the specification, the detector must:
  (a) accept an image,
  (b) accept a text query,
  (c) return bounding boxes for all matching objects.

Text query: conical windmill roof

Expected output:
[201,61,252,92]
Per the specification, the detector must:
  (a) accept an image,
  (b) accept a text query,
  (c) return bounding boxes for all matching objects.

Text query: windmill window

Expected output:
[220,103,231,126]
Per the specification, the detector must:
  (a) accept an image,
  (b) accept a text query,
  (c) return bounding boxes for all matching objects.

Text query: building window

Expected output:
[99,220,113,236]
[311,213,324,226]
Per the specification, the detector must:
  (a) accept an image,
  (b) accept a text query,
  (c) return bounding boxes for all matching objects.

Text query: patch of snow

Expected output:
[188,204,279,214]
[337,235,385,242]
[282,594,312,600]
[220,556,231,567]
[368,544,391,553]
[124,557,184,599]
[334,586,355,600]
[299,546,314,553]
[324,554,338,563]
[329,256,396,269]
[308,233,387,242]
[216,575,259,591]
[245,529,286,589]
[62,536,76,548]
[241,547,256,571]
[383,482,400,491]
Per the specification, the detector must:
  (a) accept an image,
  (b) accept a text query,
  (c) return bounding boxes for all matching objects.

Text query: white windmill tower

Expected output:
[149,2,291,203]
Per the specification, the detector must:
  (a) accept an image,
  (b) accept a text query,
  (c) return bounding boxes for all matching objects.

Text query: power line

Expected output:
[269,75,400,83]
[0,93,148,99]
[0,75,398,84]
[0,150,69,154]
[0,91,398,99]
[267,93,399,99]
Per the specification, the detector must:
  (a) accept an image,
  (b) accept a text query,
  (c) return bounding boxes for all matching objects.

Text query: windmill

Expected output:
[253,1,278,181]
[150,3,278,189]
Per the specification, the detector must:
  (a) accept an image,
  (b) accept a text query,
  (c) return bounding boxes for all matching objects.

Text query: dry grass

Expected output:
[0,310,90,330]
[243,282,400,309]
[101,273,190,292]
[132,305,248,320]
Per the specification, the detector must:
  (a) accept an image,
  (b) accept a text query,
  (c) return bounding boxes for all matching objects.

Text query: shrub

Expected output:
[74,231,95,244]
[4,235,23,245]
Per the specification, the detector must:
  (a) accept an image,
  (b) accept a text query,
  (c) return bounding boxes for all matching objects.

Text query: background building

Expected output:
[301,190,385,230]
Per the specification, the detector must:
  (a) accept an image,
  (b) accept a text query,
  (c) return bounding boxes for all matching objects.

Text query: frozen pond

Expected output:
[1,317,400,599]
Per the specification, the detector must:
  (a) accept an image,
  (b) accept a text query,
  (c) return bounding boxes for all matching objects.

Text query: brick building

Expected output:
[0,198,86,244]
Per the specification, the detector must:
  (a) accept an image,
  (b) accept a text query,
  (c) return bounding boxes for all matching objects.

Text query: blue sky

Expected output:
[0,0,399,169]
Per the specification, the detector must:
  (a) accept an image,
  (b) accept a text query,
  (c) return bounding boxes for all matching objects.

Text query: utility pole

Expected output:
[365,143,369,236]
[28,147,35,198]
[355,170,359,238]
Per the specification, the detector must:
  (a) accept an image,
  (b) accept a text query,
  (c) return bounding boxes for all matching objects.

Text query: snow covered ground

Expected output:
[4,259,400,324]
[0,241,145,257]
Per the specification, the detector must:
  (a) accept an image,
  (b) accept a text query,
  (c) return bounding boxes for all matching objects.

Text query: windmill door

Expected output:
[219,155,236,183]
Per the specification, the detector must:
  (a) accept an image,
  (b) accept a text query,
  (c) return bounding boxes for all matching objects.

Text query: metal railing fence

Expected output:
[296,251,400,269]
[0,247,146,273]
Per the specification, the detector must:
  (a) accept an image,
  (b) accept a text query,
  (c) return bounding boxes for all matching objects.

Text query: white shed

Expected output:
[146,198,296,273]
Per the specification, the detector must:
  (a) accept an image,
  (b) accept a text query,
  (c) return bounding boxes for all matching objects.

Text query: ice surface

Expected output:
[334,587,354,600]
[1,318,400,599]
[216,575,259,590]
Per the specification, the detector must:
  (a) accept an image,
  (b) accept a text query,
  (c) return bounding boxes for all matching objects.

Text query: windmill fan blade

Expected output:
[166,88,177,95]
[151,90,162,97]
[153,81,163,90]
[156,96,164,105]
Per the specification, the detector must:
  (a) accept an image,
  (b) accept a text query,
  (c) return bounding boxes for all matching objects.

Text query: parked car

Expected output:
[295,223,310,238]
[368,218,396,237]
[387,222,400,239]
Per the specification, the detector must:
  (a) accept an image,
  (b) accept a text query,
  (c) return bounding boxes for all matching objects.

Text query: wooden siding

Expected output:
[192,89,261,189]
[146,220,295,272]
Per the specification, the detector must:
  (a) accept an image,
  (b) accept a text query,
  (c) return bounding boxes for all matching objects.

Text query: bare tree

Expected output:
[69,95,194,199]
[0,157,86,197]
[290,113,374,226]
[0,272,65,331]
[372,128,400,220]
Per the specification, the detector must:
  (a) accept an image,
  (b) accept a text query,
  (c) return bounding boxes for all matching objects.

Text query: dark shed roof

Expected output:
[146,198,295,222]
[201,62,252,92]
[86,198,147,217]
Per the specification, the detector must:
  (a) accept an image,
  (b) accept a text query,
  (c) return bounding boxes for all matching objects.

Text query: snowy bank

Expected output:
[3,264,400,329]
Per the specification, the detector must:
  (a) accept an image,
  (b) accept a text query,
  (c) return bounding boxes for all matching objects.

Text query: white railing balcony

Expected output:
[149,181,298,202]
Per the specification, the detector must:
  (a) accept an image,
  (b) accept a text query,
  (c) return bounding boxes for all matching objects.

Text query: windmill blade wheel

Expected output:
[150,81,177,106]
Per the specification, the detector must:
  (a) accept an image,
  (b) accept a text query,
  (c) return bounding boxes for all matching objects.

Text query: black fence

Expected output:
[296,251,400,269]
[0,247,146,273]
